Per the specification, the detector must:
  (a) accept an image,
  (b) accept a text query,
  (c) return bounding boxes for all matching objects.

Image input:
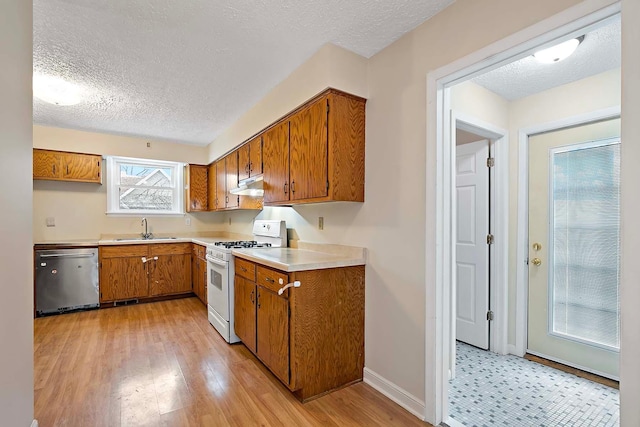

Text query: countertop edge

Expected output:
[231,250,366,272]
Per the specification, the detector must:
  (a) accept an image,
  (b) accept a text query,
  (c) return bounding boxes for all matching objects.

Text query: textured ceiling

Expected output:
[472,18,621,101]
[33,0,454,145]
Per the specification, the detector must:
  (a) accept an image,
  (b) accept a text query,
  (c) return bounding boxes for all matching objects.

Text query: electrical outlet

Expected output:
[318,217,324,230]
[185,217,191,226]
[46,217,55,227]
[146,142,151,148]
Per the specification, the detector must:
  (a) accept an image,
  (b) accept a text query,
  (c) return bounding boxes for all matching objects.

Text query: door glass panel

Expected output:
[210,267,223,291]
[550,139,620,350]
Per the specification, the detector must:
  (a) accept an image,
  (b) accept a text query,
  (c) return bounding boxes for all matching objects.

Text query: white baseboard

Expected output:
[31,420,38,427]
[507,344,517,355]
[363,367,426,421]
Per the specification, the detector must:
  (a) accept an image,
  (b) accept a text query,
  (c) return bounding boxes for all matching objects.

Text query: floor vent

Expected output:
[114,299,139,306]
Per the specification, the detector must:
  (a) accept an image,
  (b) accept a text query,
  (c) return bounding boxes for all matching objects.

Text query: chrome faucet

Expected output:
[141,217,153,240]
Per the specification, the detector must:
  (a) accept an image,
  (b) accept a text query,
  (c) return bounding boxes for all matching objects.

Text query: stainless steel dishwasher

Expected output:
[35,248,99,315]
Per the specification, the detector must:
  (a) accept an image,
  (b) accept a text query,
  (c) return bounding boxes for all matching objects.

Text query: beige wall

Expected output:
[620,0,640,424]
[451,68,621,347]
[0,0,34,424]
[33,126,224,241]
[207,43,368,162]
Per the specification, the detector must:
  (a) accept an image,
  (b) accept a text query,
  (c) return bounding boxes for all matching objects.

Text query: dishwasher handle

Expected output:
[39,253,96,259]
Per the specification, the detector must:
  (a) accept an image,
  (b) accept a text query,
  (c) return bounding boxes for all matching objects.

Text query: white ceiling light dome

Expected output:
[534,36,584,64]
[33,74,85,106]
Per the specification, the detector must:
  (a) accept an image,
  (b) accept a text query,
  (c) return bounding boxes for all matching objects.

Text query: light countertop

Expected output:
[34,236,242,247]
[231,247,366,272]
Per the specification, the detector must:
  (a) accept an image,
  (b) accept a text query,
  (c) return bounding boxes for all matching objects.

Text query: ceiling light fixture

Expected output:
[533,36,585,64]
[33,74,85,106]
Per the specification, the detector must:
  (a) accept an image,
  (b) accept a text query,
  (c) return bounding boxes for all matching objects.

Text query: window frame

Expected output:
[106,156,185,216]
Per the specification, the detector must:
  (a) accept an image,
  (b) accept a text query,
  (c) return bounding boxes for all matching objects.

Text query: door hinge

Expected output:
[486,234,494,245]
[487,157,495,168]
[487,310,494,321]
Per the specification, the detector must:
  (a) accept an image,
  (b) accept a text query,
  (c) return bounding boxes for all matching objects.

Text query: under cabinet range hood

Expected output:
[230,175,264,196]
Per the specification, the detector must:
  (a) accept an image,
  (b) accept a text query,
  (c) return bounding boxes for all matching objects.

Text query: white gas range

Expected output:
[206,220,287,343]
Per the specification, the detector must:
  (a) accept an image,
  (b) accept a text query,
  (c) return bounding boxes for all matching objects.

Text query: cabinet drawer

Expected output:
[100,245,149,258]
[235,258,256,281]
[256,266,289,295]
[150,243,191,256]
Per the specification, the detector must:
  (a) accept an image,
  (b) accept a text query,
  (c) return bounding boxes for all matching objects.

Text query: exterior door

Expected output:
[455,139,490,349]
[528,118,621,378]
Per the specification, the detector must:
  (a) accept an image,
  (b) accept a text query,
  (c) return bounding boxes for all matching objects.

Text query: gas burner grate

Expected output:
[214,241,272,249]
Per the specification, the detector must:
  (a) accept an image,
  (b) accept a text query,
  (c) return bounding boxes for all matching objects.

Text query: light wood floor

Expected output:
[34,297,430,426]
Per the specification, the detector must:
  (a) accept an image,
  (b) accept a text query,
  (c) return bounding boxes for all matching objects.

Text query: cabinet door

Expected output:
[191,247,199,299]
[186,164,208,212]
[257,287,289,384]
[234,276,257,353]
[100,256,148,302]
[215,159,226,210]
[238,144,250,182]
[199,257,208,305]
[208,163,217,211]
[249,135,263,176]
[225,152,239,208]
[33,149,61,179]
[150,253,191,296]
[289,97,328,201]
[61,152,102,183]
[263,121,290,203]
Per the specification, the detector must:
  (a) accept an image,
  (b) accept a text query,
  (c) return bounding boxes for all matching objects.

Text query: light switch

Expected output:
[46,217,55,227]
[185,217,191,226]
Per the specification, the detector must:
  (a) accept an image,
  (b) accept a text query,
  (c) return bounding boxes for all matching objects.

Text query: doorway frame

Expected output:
[514,106,621,359]
[425,1,621,424]
[450,111,509,378]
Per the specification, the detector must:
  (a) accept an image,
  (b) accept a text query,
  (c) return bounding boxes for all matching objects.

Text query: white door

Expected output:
[528,118,620,378]
[455,139,490,349]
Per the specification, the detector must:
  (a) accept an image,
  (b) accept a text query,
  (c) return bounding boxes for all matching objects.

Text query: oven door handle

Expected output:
[206,256,228,268]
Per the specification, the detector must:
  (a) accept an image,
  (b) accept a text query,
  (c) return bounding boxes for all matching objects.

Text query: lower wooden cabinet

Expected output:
[99,243,191,303]
[233,258,365,401]
[191,244,207,305]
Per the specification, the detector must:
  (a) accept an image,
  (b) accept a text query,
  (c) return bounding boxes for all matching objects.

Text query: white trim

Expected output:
[451,111,509,358]
[526,349,620,381]
[427,2,621,425]
[31,420,39,427]
[445,417,468,427]
[507,344,518,355]
[514,106,621,357]
[363,368,426,420]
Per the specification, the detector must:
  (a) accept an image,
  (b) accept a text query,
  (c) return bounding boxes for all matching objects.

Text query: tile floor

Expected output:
[449,342,619,427]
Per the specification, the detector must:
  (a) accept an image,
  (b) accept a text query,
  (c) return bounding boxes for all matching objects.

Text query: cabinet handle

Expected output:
[249,162,253,173]
[250,290,254,304]
[240,267,247,272]
[67,165,69,175]
[52,164,56,175]
[257,290,261,308]
[283,183,288,194]
[291,180,295,194]
[264,277,275,283]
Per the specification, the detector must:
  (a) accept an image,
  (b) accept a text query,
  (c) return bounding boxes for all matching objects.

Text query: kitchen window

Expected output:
[106,156,184,215]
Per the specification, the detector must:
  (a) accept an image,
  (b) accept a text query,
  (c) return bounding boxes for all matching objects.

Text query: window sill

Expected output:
[105,212,185,218]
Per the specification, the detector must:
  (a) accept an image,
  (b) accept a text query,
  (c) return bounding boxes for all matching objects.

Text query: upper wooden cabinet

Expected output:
[239,136,263,182]
[263,90,365,205]
[186,164,208,212]
[207,162,217,211]
[225,152,239,209]
[33,149,102,183]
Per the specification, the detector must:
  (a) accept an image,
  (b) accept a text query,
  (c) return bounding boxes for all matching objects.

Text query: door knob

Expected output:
[532,258,542,266]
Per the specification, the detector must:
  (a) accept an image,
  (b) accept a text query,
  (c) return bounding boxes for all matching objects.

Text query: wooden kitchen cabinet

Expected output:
[263,121,290,204]
[186,164,208,212]
[99,245,149,302]
[207,162,217,211]
[149,243,191,297]
[99,243,192,303]
[263,89,365,205]
[238,135,263,182]
[208,150,262,211]
[225,152,240,209]
[191,244,207,305]
[33,149,102,183]
[234,275,257,353]
[215,158,227,210]
[233,258,365,401]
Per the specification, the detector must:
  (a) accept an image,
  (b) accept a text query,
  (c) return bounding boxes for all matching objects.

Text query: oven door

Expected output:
[206,255,229,320]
